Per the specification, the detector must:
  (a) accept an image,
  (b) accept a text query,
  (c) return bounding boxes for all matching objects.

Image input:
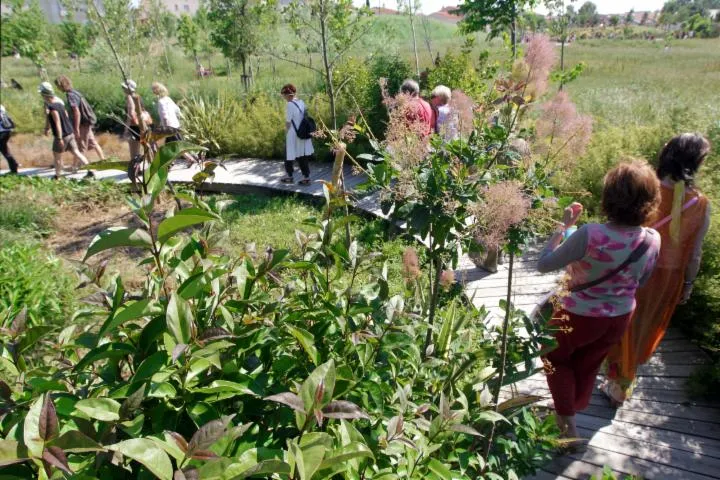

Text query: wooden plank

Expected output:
[646,350,709,366]
[575,413,720,459]
[637,363,704,377]
[525,469,575,480]
[509,381,720,424]
[655,339,700,353]
[580,404,720,439]
[542,445,717,480]
[574,427,720,478]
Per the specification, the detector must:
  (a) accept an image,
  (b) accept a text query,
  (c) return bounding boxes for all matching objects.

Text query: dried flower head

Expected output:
[439,270,455,290]
[522,33,557,99]
[402,247,421,281]
[470,181,531,249]
[534,91,593,168]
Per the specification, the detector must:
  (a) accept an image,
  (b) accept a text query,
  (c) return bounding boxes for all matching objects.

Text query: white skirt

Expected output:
[286,128,314,161]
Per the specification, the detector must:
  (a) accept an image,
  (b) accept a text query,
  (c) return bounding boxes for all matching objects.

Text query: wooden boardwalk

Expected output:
[4,158,719,479]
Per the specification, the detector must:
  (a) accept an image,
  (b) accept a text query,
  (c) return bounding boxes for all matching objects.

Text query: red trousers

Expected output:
[543,309,632,416]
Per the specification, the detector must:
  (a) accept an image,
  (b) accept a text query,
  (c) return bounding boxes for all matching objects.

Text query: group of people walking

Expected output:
[0,76,188,178]
[537,133,711,449]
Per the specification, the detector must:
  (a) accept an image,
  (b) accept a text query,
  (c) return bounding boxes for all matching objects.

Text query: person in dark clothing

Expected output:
[39,82,92,179]
[55,75,105,160]
[0,105,19,174]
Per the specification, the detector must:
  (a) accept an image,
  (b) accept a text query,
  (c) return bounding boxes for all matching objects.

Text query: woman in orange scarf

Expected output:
[601,133,712,405]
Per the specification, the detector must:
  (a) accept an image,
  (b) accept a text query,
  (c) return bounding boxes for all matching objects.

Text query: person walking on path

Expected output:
[151,82,195,166]
[400,79,433,137]
[0,105,19,174]
[280,84,312,185]
[602,134,712,406]
[54,75,105,161]
[122,79,150,162]
[536,160,662,449]
[39,82,92,179]
[430,85,457,141]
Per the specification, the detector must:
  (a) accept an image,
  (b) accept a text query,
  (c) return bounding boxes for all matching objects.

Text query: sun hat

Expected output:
[121,79,137,92]
[38,81,54,96]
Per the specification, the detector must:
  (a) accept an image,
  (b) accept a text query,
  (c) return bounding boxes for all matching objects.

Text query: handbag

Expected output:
[290,101,316,140]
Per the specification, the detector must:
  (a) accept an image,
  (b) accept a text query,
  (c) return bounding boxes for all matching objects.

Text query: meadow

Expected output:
[1,13,719,477]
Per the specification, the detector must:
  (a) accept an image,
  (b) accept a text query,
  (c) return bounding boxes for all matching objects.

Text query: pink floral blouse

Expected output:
[538,224,661,317]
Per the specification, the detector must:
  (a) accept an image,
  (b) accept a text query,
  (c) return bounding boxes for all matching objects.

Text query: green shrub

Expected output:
[0,187,56,236]
[365,53,413,137]
[0,236,76,327]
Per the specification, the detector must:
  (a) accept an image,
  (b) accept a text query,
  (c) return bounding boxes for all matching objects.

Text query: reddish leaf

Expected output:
[321,400,370,420]
[449,424,483,437]
[198,328,233,343]
[10,307,26,337]
[264,392,305,412]
[167,431,188,453]
[39,395,59,441]
[42,446,72,474]
[190,449,218,460]
[172,343,188,362]
[187,415,233,455]
[314,408,324,427]
[0,380,11,401]
[415,404,430,416]
[387,415,403,439]
[175,468,199,480]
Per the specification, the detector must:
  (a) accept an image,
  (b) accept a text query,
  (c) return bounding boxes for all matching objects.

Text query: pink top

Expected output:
[538,224,661,317]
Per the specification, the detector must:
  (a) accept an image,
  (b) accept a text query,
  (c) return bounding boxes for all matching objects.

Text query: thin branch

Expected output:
[266,51,324,75]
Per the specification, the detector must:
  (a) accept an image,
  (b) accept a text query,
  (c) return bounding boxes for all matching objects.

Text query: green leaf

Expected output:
[286,325,319,366]
[427,458,453,480]
[98,299,162,339]
[18,326,53,354]
[73,398,121,422]
[107,438,173,480]
[297,433,332,480]
[84,227,153,261]
[300,360,336,412]
[167,293,193,345]
[148,141,205,181]
[80,159,130,171]
[319,442,373,469]
[157,208,219,244]
[133,351,169,383]
[23,396,44,458]
[73,343,135,372]
[48,431,103,453]
[192,380,255,397]
[0,439,29,467]
[476,410,510,424]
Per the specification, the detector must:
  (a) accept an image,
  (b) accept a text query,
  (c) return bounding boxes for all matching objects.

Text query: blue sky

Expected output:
[357,0,667,15]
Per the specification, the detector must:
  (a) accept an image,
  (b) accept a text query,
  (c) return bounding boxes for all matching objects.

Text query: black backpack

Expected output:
[290,101,316,140]
[0,109,15,130]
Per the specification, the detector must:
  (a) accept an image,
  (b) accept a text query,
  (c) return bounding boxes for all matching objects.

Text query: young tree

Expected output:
[398,0,422,77]
[177,14,201,68]
[1,0,51,74]
[625,8,635,24]
[640,10,649,24]
[547,0,574,85]
[59,21,92,69]
[207,0,278,91]
[283,0,373,128]
[609,14,620,26]
[576,1,599,25]
[455,0,535,58]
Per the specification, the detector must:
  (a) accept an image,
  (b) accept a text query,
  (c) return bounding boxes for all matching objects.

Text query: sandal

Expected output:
[281,177,294,184]
[298,178,311,186]
[599,381,623,409]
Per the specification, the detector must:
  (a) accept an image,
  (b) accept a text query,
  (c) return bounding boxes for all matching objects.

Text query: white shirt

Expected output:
[157,96,181,129]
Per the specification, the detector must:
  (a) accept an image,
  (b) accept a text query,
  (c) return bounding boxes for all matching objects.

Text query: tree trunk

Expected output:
[410,15,420,77]
[319,6,337,129]
[559,37,566,91]
[194,53,201,70]
[241,57,249,92]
